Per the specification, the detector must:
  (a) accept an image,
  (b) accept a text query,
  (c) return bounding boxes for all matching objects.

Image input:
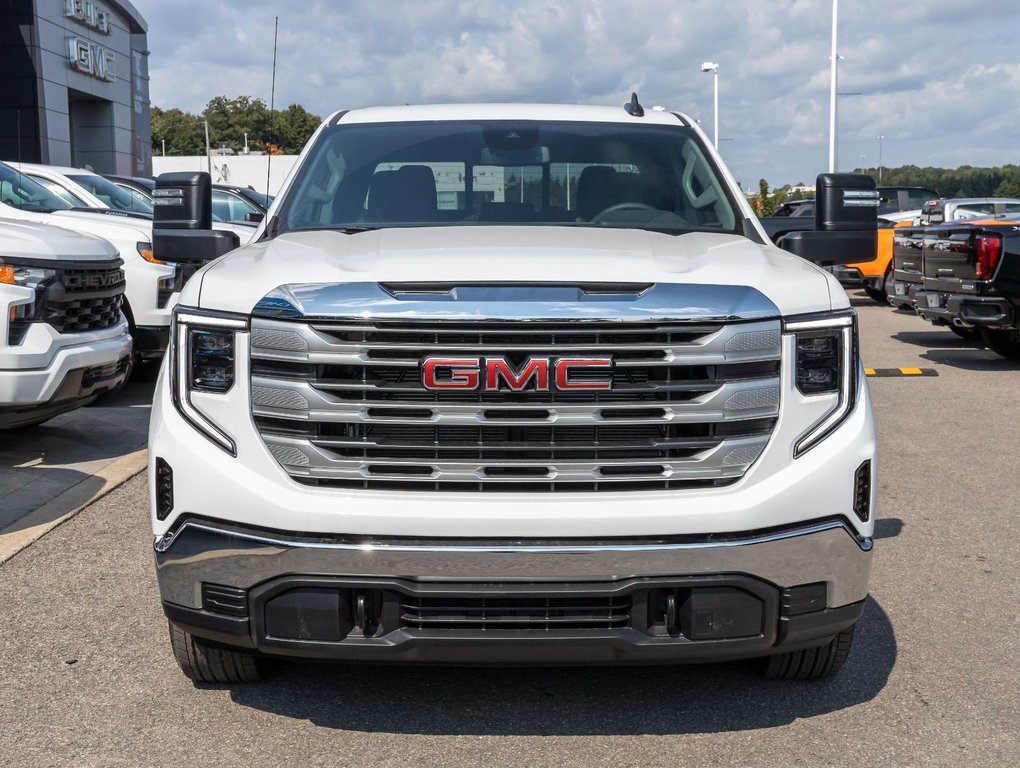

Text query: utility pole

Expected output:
[828,0,839,172]
[878,135,885,182]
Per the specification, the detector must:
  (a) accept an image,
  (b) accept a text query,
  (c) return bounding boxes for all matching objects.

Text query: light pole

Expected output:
[701,62,719,149]
[877,135,884,182]
[828,0,839,172]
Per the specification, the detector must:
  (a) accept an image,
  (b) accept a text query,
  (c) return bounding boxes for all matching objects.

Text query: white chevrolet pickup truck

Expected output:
[149,99,879,683]
[1,220,131,428]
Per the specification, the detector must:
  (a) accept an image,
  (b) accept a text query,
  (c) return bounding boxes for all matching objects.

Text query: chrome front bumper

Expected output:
[154,517,871,664]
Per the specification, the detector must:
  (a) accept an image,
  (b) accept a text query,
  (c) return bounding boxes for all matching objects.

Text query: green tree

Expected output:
[272,104,321,154]
[202,95,271,153]
[150,106,205,155]
[757,178,776,216]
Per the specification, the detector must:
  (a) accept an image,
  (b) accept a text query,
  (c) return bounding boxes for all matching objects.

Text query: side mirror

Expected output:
[152,172,240,266]
[777,173,878,266]
[244,211,265,224]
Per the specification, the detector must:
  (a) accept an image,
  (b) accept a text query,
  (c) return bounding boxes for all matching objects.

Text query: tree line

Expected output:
[151,95,321,156]
[754,164,1020,215]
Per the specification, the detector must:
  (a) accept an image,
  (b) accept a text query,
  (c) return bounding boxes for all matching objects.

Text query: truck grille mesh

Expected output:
[47,267,125,333]
[250,318,782,492]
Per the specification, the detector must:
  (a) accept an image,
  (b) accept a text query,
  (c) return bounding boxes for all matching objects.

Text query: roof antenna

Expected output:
[265,16,279,209]
[624,92,644,117]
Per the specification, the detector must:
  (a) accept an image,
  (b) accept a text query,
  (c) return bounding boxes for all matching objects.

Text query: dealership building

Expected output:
[0,0,151,175]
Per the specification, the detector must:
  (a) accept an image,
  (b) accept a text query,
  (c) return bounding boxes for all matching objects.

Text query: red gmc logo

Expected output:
[422,357,613,391]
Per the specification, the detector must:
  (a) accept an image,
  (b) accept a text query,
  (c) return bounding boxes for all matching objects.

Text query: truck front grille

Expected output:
[401,594,631,631]
[250,318,782,492]
[47,266,126,333]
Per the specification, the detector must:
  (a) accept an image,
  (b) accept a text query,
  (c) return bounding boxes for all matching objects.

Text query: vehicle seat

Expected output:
[576,166,618,220]
[385,165,438,223]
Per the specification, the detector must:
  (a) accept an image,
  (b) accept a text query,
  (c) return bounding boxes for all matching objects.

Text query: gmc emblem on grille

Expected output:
[422,357,613,391]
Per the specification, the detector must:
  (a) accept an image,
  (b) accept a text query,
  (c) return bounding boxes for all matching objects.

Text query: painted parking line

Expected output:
[864,367,939,377]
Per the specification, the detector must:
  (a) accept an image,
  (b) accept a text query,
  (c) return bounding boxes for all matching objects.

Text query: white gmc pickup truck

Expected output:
[149,99,878,683]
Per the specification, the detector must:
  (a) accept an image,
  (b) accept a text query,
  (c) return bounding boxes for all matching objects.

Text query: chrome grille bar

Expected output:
[250,308,781,491]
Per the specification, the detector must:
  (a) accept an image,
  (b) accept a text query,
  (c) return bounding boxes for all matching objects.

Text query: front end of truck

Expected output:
[0,222,132,428]
[148,103,877,682]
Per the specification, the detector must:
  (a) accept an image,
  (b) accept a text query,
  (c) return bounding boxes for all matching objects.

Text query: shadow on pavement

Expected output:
[227,596,896,735]
[0,378,155,532]
[873,518,904,540]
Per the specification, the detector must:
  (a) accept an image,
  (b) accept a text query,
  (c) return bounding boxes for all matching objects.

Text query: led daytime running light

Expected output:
[171,308,248,455]
[784,311,858,457]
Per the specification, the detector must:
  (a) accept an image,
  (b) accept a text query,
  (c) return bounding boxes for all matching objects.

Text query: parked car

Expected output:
[150,100,878,683]
[766,186,940,304]
[0,220,132,427]
[106,174,156,202]
[904,217,1020,356]
[0,161,176,365]
[12,163,154,214]
[918,197,1020,225]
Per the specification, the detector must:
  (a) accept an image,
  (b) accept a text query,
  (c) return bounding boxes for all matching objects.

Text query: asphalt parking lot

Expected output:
[1,295,1018,768]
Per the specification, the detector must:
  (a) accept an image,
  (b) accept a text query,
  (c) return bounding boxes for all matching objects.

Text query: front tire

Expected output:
[169,622,262,683]
[759,624,855,680]
[863,267,891,304]
[980,328,1020,359]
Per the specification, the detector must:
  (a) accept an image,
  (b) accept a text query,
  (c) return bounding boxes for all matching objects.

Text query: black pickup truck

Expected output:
[892,218,1020,356]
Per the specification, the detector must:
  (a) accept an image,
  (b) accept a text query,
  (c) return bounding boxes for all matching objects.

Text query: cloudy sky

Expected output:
[136,0,1020,189]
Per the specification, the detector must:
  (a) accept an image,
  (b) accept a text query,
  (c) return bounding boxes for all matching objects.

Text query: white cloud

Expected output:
[136,0,1020,185]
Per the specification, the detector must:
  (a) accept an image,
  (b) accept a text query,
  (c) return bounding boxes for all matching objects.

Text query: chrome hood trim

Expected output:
[252,282,781,323]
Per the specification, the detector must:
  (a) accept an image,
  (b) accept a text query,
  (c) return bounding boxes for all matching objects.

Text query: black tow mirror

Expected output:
[777,173,878,266]
[152,172,240,266]
[244,211,265,224]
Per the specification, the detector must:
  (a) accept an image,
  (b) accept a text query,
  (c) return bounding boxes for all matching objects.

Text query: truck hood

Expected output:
[34,209,153,242]
[0,219,119,263]
[191,226,841,317]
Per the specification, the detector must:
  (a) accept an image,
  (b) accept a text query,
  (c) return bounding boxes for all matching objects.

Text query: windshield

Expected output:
[30,176,89,207]
[69,174,154,214]
[0,163,74,212]
[278,120,739,235]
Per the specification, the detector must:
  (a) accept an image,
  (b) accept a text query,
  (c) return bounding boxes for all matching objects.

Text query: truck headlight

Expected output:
[171,307,249,455]
[785,310,857,457]
[1,262,55,345]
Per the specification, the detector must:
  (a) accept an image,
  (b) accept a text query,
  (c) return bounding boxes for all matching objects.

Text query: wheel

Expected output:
[759,624,855,680]
[980,328,1020,359]
[949,325,980,341]
[168,622,262,683]
[863,267,891,304]
[863,286,886,303]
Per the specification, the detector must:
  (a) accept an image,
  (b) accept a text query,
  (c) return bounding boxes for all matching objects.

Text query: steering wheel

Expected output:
[590,202,657,223]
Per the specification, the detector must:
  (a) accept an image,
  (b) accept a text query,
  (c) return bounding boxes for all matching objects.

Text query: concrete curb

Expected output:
[0,448,148,564]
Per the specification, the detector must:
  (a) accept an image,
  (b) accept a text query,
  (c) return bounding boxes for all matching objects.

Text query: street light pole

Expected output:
[701,62,720,149]
[828,0,839,172]
[877,135,884,182]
